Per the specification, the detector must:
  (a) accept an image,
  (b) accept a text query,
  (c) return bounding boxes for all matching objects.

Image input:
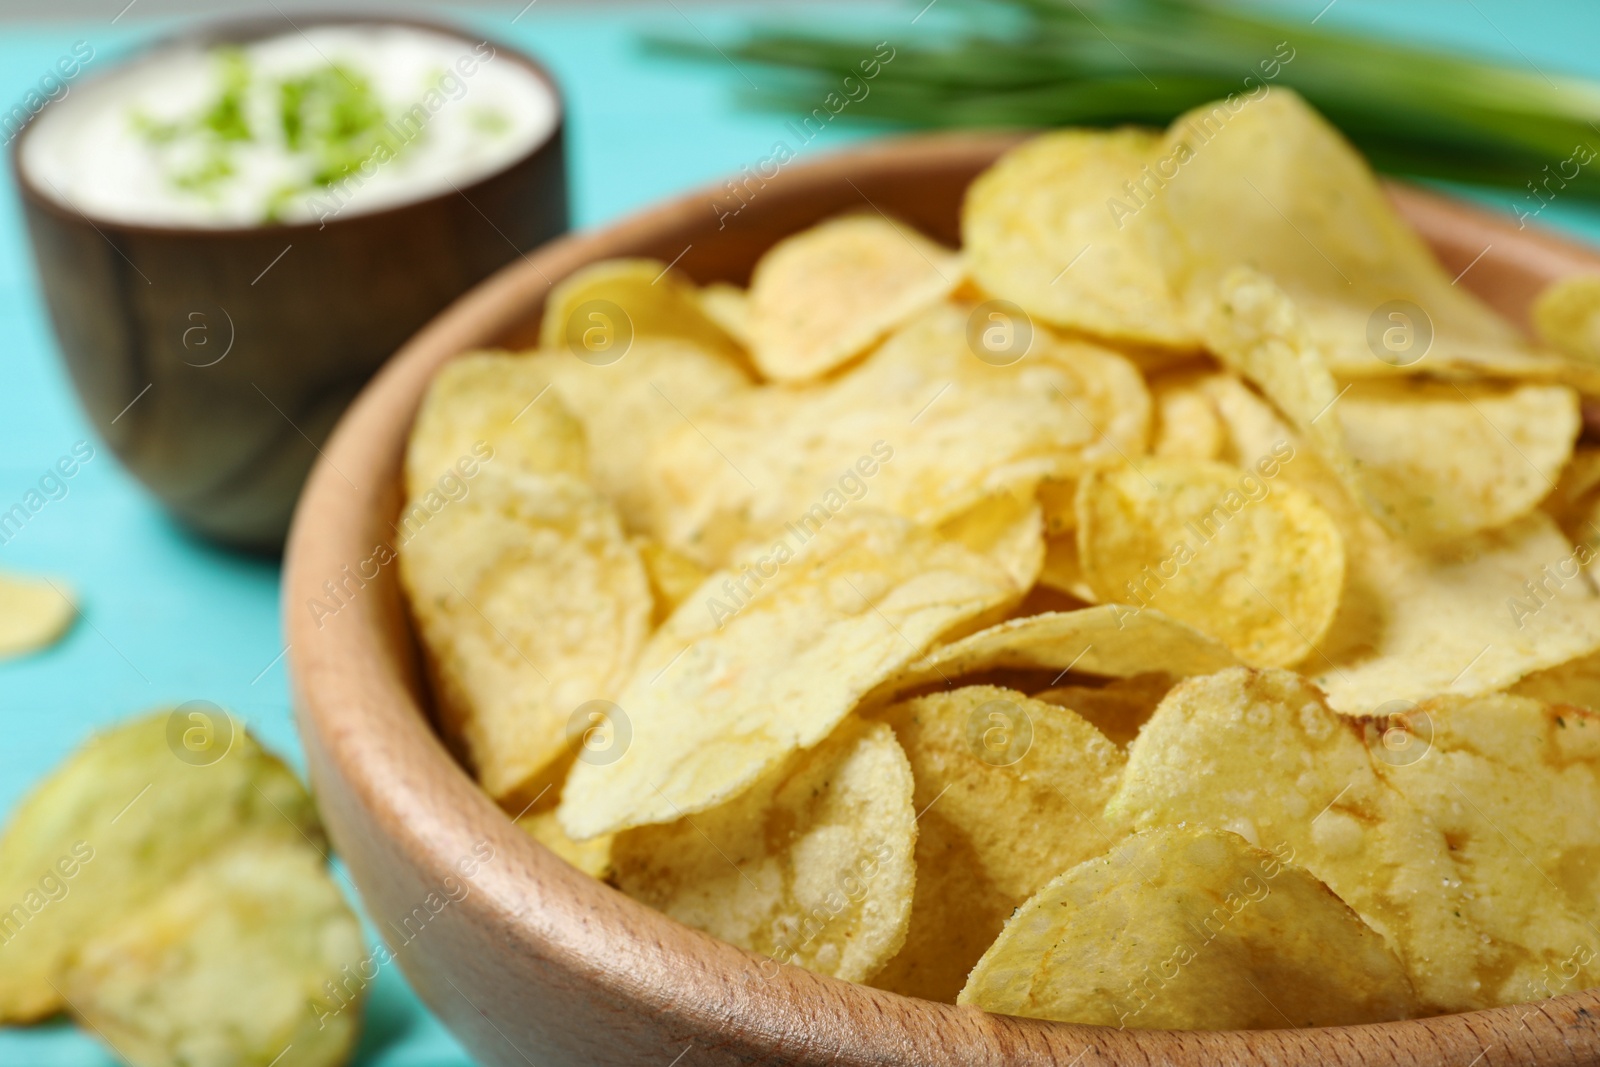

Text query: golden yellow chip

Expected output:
[746,214,961,382]
[614,718,916,981]
[1337,379,1577,542]
[870,687,1125,1002]
[1150,370,1226,461]
[403,352,586,503]
[865,605,1239,707]
[538,257,745,367]
[1034,673,1174,748]
[644,302,1150,568]
[64,840,364,1067]
[532,337,751,534]
[696,281,753,348]
[958,827,1418,1029]
[399,467,652,804]
[962,128,1194,348]
[1533,274,1600,363]
[1109,668,1600,1011]
[632,536,711,627]
[558,510,1018,839]
[518,809,613,881]
[1313,511,1600,713]
[1036,534,1097,603]
[0,571,75,659]
[1198,371,1600,710]
[0,711,324,1021]
[936,486,1044,592]
[1075,456,1345,667]
[1378,692,1600,1003]
[1161,88,1576,384]
[1512,650,1600,711]
[1541,445,1600,536]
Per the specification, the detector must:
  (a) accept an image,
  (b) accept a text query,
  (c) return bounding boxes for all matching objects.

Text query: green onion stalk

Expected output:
[649,0,1600,202]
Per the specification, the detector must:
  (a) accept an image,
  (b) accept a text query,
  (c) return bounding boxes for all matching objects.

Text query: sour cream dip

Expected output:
[21,25,559,227]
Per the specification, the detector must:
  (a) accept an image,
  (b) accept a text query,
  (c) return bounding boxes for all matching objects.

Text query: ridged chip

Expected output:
[403,352,585,502]
[558,510,1018,839]
[1075,457,1345,667]
[399,467,652,805]
[962,128,1193,348]
[63,840,365,1067]
[746,215,961,382]
[0,571,75,659]
[0,712,331,1023]
[870,687,1125,1002]
[614,718,916,981]
[1109,668,1600,1011]
[958,827,1418,1029]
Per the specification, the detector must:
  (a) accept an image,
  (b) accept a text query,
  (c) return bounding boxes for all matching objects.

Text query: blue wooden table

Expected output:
[3,2,1600,1063]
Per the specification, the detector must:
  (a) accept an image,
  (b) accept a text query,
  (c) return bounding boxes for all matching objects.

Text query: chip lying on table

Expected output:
[398,86,1600,1030]
[0,712,366,1067]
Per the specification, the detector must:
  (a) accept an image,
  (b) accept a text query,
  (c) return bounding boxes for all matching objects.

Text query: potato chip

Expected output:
[1161,88,1576,383]
[1109,667,1600,1011]
[936,487,1044,592]
[400,467,651,803]
[558,510,1018,839]
[1542,445,1600,536]
[1150,370,1225,461]
[533,337,752,534]
[64,840,364,1067]
[645,302,1150,568]
[538,257,746,368]
[696,281,753,348]
[1036,534,1097,603]
[403,352,585,502]
[633,536,711,627]
[1313,511,1600,713]
[0,571,75,659]
[962,128,1194,348]
[1036,477,1077,537]
[518,809,613,881]
[1336,379,1577,542]
[746,215,961,382]
[614,718,916,981]
[1377,692,1600,1004]
[1512,650,1600,711]
[958,827,1418,1029]
[865,606,1239,706]
[1034,673,1175,748]
[1198,372,1600,709]
[870,687,1125,1002]
[0,712,324,1021]
[1533,274,1600,363]
[1076,457,1345,667]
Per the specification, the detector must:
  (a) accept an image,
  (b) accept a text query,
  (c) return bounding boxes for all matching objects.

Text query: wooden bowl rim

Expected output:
[284,129,1600,1064]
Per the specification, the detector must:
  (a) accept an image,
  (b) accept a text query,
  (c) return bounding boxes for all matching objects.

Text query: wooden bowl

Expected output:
[284,132,1600,1066]
[13,15,567,553]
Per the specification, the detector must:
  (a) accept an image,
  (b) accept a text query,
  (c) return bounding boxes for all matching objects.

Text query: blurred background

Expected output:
[3,1,1600,1064]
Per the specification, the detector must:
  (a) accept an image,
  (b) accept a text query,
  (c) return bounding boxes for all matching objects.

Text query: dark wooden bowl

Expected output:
[284,132,1600,1066]
[11,15,567,553]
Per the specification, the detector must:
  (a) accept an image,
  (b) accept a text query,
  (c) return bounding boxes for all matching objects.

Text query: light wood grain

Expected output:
[284,131,1600,1067]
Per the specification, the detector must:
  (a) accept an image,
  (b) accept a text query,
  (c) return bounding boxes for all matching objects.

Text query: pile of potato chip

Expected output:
[0,713,365,1066]
[399,88,1600,1029]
